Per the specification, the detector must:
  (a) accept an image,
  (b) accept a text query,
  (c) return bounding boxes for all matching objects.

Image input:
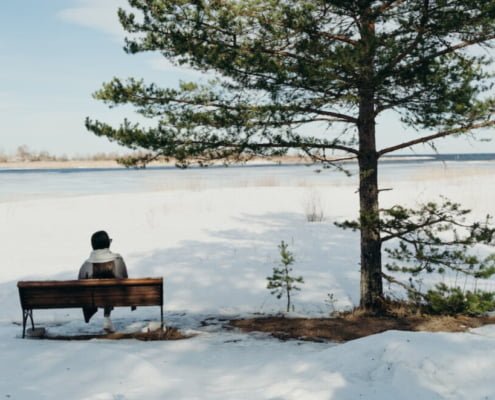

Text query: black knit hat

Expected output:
[91,230,111,250]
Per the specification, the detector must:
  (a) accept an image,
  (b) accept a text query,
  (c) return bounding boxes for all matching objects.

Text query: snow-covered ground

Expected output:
[1,162,495,399]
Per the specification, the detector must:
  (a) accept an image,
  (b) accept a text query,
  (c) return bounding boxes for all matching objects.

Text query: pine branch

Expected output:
[320,32,358,46]
[414,34,495,66]
[378,120,495,156]
[382,272,427,300]
[375,0,407,14]
[376,1,431,84]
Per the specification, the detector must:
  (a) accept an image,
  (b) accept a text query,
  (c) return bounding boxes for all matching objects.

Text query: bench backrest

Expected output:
[17,278,163,310]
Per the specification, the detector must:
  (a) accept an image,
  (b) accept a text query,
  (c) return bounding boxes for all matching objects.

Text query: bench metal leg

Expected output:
[158,305,165,339]
[22,309,34,338]
[160,305,164,329]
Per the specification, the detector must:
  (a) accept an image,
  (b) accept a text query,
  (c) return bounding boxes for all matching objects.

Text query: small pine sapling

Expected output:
[267,241,304,312]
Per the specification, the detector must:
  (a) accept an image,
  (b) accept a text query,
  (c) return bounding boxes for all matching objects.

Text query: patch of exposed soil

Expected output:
[230,314,495,343]
[40,327,191,341]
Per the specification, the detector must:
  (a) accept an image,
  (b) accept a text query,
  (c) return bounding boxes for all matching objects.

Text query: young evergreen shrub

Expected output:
[267,241,304,312]
[425,284,495,316]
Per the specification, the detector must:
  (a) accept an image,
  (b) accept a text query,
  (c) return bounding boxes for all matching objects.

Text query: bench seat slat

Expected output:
[18,278,162,288]
[19,292,162,308]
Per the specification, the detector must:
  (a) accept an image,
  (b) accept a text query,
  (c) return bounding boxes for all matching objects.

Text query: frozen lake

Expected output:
[2,158,495,203]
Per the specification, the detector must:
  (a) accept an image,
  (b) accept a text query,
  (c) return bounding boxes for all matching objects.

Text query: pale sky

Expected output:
[1,0,494,157]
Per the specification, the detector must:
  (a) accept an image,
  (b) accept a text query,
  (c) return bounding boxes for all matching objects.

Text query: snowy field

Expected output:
[1,161,495,399]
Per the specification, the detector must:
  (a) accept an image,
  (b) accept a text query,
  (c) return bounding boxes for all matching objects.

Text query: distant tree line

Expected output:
[0,145,129,163]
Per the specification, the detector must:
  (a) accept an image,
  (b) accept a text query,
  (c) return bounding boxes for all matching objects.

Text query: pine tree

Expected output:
[86,0,495,311]
[267,241,304,313]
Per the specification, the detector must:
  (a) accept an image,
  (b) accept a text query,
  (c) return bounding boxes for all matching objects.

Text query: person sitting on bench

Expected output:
[78,230,128,332]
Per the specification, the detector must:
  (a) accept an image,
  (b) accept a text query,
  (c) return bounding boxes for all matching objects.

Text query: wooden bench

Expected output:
[17,278,163,338]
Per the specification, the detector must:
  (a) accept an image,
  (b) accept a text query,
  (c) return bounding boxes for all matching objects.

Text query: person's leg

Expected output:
[103,307,114,332]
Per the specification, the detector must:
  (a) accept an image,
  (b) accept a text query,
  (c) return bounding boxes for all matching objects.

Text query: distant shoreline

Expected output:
[0,156,311,170]
[1,153,494,170]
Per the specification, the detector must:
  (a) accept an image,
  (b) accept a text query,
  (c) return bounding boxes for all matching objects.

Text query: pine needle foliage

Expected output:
[424,284,495,316]
[380,199,495,280]
[267,241,304,312]
[337,198,495,315]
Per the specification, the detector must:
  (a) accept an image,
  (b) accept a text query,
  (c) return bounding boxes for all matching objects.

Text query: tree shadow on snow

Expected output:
[131,211,361,315]
[2,211,361,335]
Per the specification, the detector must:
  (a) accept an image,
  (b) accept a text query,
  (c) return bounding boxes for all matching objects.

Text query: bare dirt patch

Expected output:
[230,314,495,342]
[39,327,191,341]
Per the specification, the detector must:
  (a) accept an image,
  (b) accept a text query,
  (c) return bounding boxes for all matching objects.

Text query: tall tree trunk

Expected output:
[358,124,383,311]
[358,12,383,312]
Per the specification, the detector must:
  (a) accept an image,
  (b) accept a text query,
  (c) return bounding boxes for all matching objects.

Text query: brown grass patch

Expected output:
[230,314,495,343]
